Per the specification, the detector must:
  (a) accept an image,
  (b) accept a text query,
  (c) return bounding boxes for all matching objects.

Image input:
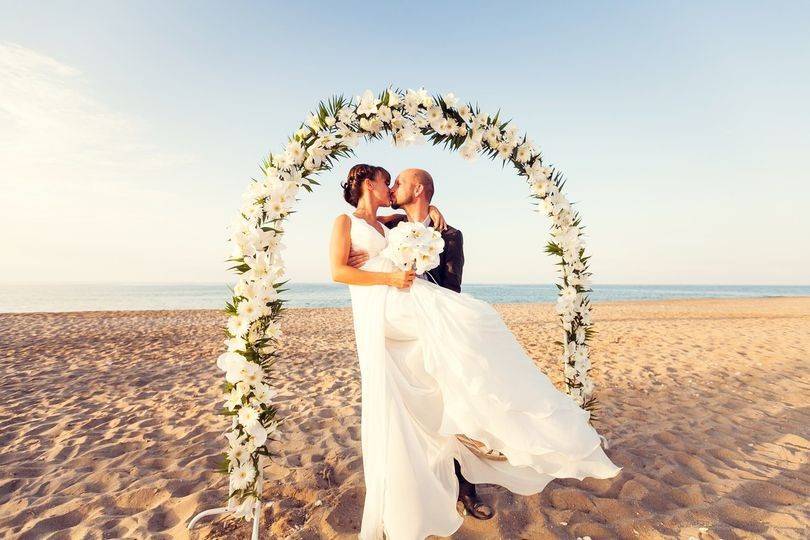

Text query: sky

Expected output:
[1,1,808,285]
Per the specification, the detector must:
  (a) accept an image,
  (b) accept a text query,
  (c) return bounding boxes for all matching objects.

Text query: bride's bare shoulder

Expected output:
[333,213,352,230]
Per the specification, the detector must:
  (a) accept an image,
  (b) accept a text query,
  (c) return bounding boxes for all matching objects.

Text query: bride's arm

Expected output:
[330,215,414,288]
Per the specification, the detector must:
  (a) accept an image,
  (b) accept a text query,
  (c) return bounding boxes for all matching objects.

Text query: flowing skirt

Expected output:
[349,257,621,540]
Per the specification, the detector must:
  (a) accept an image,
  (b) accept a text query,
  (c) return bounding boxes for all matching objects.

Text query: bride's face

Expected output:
[366,171,392,207]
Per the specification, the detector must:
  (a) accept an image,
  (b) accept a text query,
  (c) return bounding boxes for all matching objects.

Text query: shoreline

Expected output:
[2,293,810,316]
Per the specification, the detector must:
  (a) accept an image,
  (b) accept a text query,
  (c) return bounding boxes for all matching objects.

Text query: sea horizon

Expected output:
[1,281,809,314]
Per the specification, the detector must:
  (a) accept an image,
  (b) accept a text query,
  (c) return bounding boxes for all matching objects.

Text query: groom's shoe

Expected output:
[454,459,494,520]
[458,489,494,520]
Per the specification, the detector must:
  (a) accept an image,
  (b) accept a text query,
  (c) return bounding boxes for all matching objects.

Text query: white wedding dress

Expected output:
[344,212,622,540]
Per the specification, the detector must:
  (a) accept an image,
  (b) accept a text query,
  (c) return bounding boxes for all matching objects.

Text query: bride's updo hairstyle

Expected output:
[342,164,389,207]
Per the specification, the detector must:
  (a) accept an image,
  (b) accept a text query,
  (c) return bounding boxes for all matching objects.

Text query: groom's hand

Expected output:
[348,247,369,268]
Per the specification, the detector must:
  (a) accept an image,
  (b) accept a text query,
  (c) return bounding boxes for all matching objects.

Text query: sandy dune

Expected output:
[1,297,808,539]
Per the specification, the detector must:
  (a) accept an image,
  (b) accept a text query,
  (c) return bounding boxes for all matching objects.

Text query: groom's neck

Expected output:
[404,200,430,223]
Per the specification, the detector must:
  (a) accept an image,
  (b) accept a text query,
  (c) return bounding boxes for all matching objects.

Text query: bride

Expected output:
[329,164,622,540]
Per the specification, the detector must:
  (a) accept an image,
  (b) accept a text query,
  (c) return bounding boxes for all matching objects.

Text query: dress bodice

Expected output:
[347,212,389,259]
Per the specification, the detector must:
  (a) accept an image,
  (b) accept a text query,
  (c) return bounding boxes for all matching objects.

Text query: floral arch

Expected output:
[194,88,597,530]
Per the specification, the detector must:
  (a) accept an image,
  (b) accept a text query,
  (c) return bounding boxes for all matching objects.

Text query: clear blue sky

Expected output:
[1,1,808,285]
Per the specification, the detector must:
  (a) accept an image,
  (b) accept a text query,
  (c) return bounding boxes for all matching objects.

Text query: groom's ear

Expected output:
[414,183,423,198]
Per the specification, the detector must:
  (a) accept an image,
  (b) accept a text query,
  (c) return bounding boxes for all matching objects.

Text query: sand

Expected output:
[0,297,808,539]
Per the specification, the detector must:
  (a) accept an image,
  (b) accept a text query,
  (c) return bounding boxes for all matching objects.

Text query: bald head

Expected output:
[399,168,434,203]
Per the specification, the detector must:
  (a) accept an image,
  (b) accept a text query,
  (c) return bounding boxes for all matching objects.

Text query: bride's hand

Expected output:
[428,205,447,231]
[388,269,416,289]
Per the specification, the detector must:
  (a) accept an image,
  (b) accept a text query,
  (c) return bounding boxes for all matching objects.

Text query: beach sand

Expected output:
[1,297,808,539]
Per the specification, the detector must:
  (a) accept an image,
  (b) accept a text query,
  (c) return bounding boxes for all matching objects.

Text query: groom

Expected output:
[347,168,494,521]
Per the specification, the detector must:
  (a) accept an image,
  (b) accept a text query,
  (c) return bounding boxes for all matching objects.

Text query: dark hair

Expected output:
[341,164,390,207]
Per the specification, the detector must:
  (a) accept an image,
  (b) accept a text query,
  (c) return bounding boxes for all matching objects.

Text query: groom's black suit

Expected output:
[384,213,485,511]
[384,214,464,292]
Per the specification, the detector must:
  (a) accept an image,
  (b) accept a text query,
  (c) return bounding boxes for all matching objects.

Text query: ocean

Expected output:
[1,283,808,313]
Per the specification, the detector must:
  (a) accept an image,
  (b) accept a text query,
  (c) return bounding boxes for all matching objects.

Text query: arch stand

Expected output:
[188,463,268,540]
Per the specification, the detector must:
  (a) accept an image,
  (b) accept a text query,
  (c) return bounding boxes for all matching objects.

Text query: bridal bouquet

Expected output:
[381,221,445,275]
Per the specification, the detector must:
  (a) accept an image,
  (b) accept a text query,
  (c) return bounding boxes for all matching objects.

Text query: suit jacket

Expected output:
[385,214,464,293]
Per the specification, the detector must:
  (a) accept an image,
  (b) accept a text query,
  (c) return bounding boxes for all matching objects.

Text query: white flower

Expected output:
[304,154,321,172]
[227,314,250,337]
[459,140,480,161]
[238,405,260,428]
[413,115,429,129]
[531,179,552,198]
[503,123,519,142]
[272,152,289,171]
[341,130,361,148]
[255,284,279,305]
[237,299,265,322]
[224,386,245,411]
[516,142,534,163]
[386,89,400,107]
[443,92,458,108]
[484,126,500,147]
[390,111,405,130]
[381,222,444,274]
[231,494,257,520]
[284,141,305,166]
[403,89,423,115]
[457,104,472,123]
[377,105,393,124]
[230,463,257,491]
[359,117,383,133]
[263,320,283,341]
[253,383,278,405]
[217,352,250,384]
[246,421,267,446]
[307,113,322,130]
[393,124,423,147]
[436,118,457,136]
[496,141,514,159]
[426,106,443,124]
[356,90,379,116]
[225,335,247,353]
[416,87,433,107]
[336,106,356,124]
[279,167,303,187]
[242,361,264,386]
[526,161,552,181]
[228,442,250,466]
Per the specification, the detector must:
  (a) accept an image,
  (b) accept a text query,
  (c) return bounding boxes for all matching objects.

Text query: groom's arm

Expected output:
[379,213,407,229]
[442,228,464,293]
